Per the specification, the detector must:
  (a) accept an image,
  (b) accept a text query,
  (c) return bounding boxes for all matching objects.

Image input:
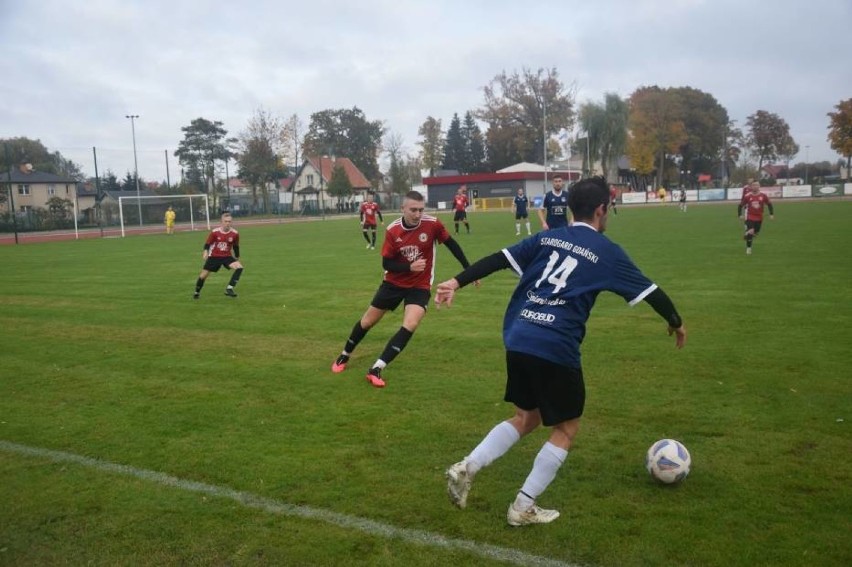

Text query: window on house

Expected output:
[20,205,32,212]
[17,184,30,195]
[307,174,314,186]
[48,185,56,195]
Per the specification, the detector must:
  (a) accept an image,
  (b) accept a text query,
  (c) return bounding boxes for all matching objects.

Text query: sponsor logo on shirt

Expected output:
[526,290,566,306]
[400,245,421,262]
[520,309,556,324]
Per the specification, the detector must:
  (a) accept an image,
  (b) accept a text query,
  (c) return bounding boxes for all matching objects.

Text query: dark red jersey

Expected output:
[360,202,381,226]
[740,191,772,222]
[381,215,451,290]
[205,227,240,258]
[452,194,469,212]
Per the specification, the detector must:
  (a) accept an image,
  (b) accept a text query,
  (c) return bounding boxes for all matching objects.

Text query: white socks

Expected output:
[514,441,568,509]
[466,421,520,476]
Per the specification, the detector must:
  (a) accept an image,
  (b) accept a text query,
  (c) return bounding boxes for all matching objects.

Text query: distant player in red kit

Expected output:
[359,192,383,249]
[193,212,244,298]
[331,191,475,387]
[609,184,618,215]
[453,185,471,234]
[738,181,774,255]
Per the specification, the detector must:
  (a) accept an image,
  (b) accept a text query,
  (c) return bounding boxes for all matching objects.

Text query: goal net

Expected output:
[117,194,210,237]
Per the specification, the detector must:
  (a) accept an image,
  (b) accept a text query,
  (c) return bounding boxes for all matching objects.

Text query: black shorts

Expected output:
[362,223,377,230]
[515,212,528,220]
[370,281,430,311]
[504,350,585,426]
[203,256,238,272]
[745,220,762,234]
[453,210,467,222]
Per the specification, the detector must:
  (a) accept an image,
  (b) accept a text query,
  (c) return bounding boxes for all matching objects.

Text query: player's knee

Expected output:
[510,409,542,435]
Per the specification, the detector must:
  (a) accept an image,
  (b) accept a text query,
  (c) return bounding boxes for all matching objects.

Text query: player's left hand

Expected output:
[668,325,687,349]
[435,279,460,309]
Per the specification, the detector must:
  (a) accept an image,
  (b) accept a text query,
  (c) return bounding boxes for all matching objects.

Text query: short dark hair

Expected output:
[404,190,425,201]
[567,176,609,220]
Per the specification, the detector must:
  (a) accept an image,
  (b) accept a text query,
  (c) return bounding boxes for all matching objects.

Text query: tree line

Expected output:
[3,70,851,212]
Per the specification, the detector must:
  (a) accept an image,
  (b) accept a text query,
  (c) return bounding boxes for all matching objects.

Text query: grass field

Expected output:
[2,200,851,566]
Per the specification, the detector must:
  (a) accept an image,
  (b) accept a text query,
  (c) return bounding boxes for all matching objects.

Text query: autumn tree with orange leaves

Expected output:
[827,98,852,177]
[627,87,687,188]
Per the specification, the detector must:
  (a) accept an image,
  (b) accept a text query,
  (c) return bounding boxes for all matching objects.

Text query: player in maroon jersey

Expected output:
[359,192,384,249]
[331,191,474,388]
[452,185,471,234]
[193,213,244,298]
[737,181,774,255]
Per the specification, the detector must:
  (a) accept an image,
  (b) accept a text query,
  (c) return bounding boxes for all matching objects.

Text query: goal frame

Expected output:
[118,194,210,237]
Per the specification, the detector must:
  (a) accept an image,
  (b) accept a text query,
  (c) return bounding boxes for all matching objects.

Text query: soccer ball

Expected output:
[645,439,691,484]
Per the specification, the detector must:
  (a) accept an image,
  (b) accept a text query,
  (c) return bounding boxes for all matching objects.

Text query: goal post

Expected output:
[118,194,210,237]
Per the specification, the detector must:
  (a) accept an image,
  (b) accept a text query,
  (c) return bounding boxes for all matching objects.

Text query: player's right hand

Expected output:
[410,258,427,272]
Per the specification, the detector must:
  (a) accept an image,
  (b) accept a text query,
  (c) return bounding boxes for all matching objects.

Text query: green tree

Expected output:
[45,196,73,220]
[237,108,288,212]
[417,116,443,176]
[461,111,486,173]
[120,171,140,190]
[746,110,798,173]
[441,114,464,171]
[385,132,411,195]
[478,67,576,170]
[174,118,232,203]
[303,107,385,182]
[484,124,527,173]
[578,102,606,176]
[326,163,353,202]
[827,98,852,177]
[671,87,729,178]
[1,137,84,179]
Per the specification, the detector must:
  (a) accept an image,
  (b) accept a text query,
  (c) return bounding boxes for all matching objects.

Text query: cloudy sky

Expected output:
[1,0,850,182]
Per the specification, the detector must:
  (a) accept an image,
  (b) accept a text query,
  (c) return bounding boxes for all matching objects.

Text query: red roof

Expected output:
[307,156,371,189]
[762,164,785,177]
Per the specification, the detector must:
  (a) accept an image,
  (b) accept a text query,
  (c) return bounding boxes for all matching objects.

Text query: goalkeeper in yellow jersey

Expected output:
[164,206,176,234]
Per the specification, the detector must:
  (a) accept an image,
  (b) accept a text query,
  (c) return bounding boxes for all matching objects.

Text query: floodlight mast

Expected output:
[125,114,142,226]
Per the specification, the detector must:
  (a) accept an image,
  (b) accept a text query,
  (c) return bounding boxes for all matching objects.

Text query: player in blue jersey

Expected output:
[512,188,531,236]
[436,176,687,527]
[537,175,570,229]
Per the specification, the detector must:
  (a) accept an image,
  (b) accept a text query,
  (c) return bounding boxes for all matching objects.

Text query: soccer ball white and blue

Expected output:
[645,439,691,484]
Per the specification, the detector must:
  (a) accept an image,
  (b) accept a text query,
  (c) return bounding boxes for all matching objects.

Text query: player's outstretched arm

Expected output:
[435,252,510,309]
[644,287,686,349]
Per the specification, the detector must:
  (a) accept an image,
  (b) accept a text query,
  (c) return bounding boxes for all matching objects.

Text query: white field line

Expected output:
[1,440,581,567]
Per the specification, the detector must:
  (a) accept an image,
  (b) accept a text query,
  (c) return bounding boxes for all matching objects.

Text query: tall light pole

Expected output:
[542,97,547,194]
[125,114,142,226]
[805,145,810,185]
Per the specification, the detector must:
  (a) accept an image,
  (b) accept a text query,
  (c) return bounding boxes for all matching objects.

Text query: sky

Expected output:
[1,0,850,182]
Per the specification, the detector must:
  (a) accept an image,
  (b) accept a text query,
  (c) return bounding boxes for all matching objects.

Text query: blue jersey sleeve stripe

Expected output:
[502,248,523,276]
[628,283,658,306]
